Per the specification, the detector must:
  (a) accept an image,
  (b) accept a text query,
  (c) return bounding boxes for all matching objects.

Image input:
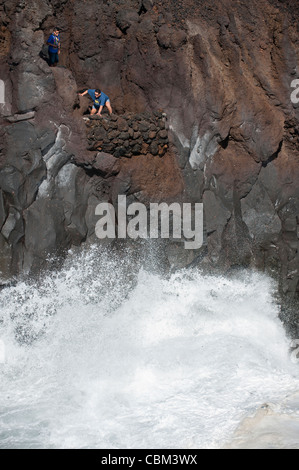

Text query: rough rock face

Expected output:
[83,111,169,158]
[0,0,299,331]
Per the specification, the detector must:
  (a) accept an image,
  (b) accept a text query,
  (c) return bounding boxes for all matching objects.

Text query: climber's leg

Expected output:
[105,100,113,115]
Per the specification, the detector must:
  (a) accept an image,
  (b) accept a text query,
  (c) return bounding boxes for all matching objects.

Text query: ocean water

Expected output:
[0,247,298,449]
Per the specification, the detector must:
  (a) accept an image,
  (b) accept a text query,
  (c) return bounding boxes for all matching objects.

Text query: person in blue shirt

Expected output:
[47,28,61,67]
[79,88,113,116]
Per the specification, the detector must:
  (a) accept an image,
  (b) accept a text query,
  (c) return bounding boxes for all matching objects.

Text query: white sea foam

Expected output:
[0,247,298,449]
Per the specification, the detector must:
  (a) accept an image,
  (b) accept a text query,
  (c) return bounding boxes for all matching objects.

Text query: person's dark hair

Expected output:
[95,89,101,94]
[54,27,60,32]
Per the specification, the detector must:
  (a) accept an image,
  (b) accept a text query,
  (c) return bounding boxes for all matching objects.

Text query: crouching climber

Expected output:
[79,88,113,116]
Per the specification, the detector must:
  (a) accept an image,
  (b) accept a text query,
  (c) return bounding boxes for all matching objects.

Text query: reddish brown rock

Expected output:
[93,152,121,177]
[114,149,184,203]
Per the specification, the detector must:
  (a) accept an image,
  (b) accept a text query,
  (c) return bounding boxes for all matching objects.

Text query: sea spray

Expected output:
[0,247,298,449]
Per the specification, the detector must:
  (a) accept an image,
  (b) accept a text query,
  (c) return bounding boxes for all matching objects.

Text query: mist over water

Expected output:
[0,247,298,449]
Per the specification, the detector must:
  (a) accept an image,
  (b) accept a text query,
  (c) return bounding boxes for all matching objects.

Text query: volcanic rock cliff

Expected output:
[0,0,299,332]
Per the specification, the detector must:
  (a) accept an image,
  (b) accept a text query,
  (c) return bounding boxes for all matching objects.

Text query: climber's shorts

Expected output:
[92,97,110,110]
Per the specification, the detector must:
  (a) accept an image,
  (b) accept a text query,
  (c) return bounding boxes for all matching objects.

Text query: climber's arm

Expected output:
[47,36,55,47]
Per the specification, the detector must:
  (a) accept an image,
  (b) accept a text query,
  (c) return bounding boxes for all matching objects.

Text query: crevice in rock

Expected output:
[33,13,52,32]
[218,134,230,149]
[138,4,147,16]
[41,140,56,157]
[262,139,282,167]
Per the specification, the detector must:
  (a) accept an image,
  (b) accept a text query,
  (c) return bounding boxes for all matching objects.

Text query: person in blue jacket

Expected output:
[79,88,113,115]
[47,28,61,67]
